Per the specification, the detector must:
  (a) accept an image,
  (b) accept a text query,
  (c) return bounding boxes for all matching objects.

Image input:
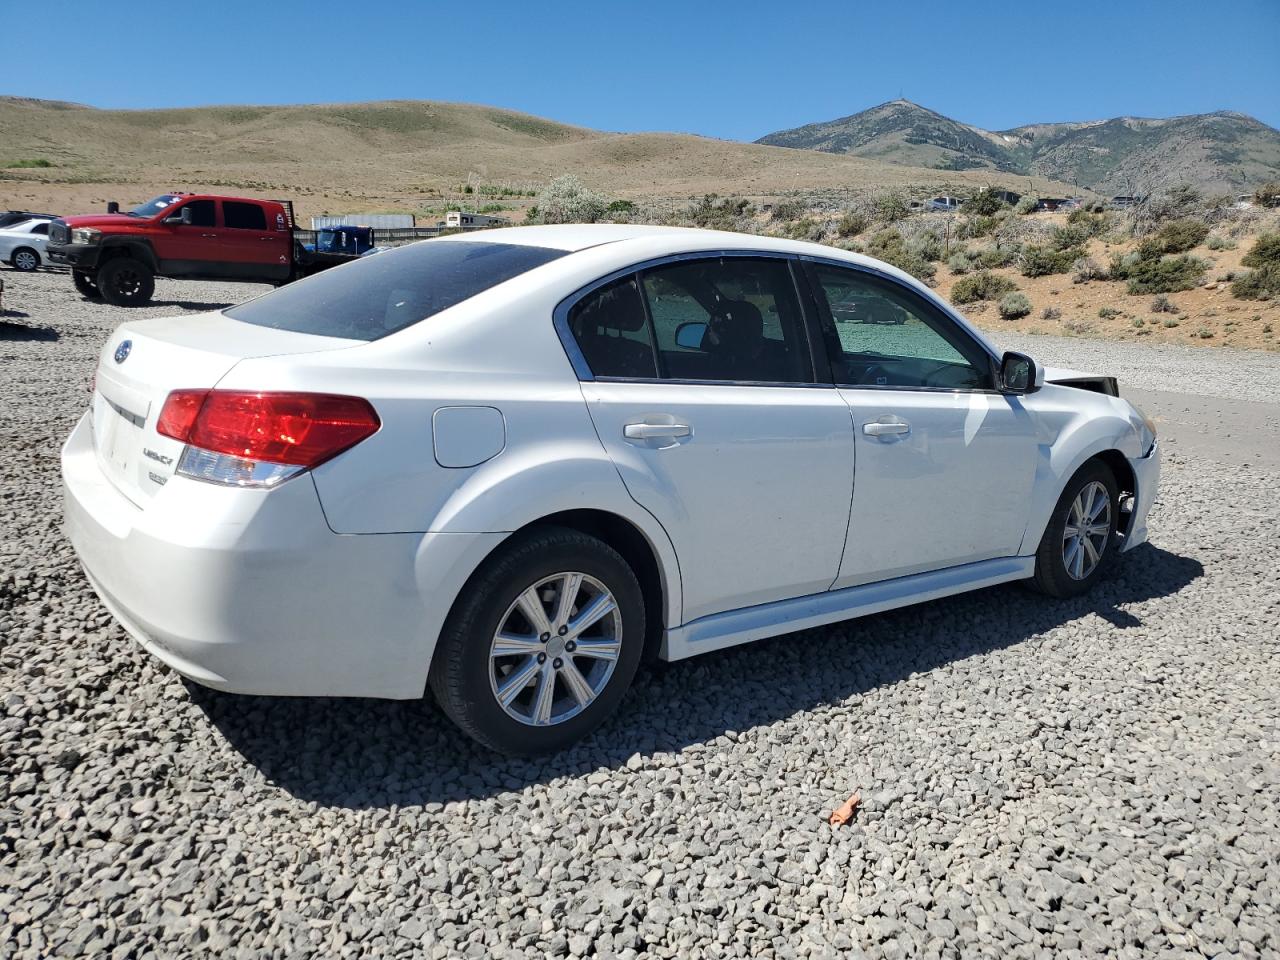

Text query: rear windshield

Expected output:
[224,240,568,340]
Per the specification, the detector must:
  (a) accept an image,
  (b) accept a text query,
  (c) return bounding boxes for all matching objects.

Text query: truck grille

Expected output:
[49,221,70,244]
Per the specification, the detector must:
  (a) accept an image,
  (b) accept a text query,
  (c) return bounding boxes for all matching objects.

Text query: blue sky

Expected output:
[10,0,1279,137]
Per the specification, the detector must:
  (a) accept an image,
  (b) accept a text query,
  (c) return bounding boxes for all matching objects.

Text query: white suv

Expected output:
[63,225,1159,753]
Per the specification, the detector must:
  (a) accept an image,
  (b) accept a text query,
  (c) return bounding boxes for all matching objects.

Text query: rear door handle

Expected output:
[624,423,691,440]
[863,420,910,437]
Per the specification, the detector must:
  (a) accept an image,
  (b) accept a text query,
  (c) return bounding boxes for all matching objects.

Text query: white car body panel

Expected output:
[0,218,50,263]
[61,224,1160,699]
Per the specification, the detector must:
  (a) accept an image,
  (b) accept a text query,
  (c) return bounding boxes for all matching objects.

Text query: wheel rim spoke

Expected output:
[531,666,557,724]
[572,637,620,661]
[553,573,583,629]
[516,586,554,638]
[1082,536,1101,567]
[560,660,595,707]
[566,593,617,641]
[496,656,540,706]
[492,632,542,657]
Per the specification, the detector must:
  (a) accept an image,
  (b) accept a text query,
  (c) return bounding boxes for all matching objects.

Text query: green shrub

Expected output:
[1138,218,1209,256]
[769,198,805,221]
[1120,255,1208,294]
[1254,183,1280,208]
[957,214,1001,239]
[964,188,1007,216]
[686,195,754,230]
[975,244,1020,269]
[533,174,608,224]
[1205,232,1236,251]
[1072,256,1104,283]
[946,252,972,274]
[1050,222,1094,251]
[1098,307,1122,320]
[1014,195,1039,215]
[907,233,943,263]
[865,229,936,281]
[4,158,54,169]
[837,210,868,237]
[1131,316,1145,328]
[998,292,1032,319]
[951,271,1018,304]
[872,193,911,224]
[1162,317,1180,328]
[1230,263,1280,300]
[1021,245,1085,277]
[1242,232,1280,268]
[607,199,636,214]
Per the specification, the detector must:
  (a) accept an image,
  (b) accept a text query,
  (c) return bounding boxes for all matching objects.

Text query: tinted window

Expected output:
[31,222,49,235]
[223,201,267,230]
[567,276,658,378]
[639,258,812,383]
[811,265,991,390]
[225,241,567,341]
[177,200,216,227]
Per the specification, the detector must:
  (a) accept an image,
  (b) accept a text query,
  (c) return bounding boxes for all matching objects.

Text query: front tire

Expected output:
[73,270,102,299]
[96,257,155,306]
[1030,459,1119,598]
[10,247,40,272]
[429,527,646,754]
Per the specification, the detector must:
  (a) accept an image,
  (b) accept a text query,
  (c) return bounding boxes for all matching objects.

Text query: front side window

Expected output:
[640,257,812,383]
[223,201,267,230]
[225,240,567,341]
[176,200,216,228]
[811,264,992,390]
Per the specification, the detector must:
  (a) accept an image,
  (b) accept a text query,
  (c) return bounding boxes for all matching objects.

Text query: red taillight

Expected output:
[157,390,381,467]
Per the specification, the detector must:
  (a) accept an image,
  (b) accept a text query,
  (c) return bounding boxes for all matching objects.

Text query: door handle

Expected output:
[624,423,691,440]
[863,420,910,437]
[200,233,218,238]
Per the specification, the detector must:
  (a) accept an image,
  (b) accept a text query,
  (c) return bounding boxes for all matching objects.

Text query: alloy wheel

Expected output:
[14,250,38,271]
[488,572,622,726]
[1062,480,1111,580]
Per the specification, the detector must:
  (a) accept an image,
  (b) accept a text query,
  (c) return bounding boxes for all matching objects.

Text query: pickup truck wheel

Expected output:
[72,270,102,299]
[96,258,155,307]
[10,248,40,272]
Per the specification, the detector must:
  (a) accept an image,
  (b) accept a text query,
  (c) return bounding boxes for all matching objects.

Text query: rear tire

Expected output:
[429,526,646,755]
[73,270,102,299]
[96,257,155,307]
[1030,459,1119,598]
[10,247,40,272]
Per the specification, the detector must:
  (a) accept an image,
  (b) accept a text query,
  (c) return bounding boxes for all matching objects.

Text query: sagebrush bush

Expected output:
[1042,306,1062,320]
[533,174,609,224]
[946,252,972,274]
[1098,307,1122,320]
[1072,256,1104,283]
[1014,196,1039,215]
[1150,295,1180,314]
[872,193,910,224]
[1205,232,1236,251]
[1253,183,1280,208]
[1116,254,1208,294]
[974,244,1020,269]
[951,271,1018,304]
[964,188,1007,216]
[865,229,936,281]
[837,210,868,238]
[769,198,805,222]
[1021,245,1085,277]
[998,292,1032,319]
[1050,222,1094,251]
[1242,232,1280,268]
[907,233,943,263]
[1139,219,1210,256]
[1231,263,1280,300]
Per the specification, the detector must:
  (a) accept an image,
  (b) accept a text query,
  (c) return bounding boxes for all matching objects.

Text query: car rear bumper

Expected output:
[61,411,496,699]
[1120,440,1160,551]
[47,242,102,271]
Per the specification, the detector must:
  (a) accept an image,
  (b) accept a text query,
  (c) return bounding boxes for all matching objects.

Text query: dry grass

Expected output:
[0,97,1078,221]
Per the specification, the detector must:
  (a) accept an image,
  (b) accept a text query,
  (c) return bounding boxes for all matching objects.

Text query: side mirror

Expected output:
[674,321,707,350]
[999,351,1043,394]
[106,201,119,214]
[165,206,193,226]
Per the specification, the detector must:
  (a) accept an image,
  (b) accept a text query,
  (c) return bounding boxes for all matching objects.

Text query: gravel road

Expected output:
[3,269,1279,959]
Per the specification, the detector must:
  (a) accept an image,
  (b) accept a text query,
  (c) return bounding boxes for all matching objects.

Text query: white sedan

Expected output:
[0,217,52,271]
[62,225,1159,753]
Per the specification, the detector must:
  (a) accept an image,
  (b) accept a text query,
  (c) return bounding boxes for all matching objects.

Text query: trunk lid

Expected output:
[91,311,361,506]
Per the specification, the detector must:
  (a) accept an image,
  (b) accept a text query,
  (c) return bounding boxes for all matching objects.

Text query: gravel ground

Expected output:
[3,269,1279,959]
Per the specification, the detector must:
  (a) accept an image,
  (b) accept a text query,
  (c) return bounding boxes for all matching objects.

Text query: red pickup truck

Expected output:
[46,193,353,306]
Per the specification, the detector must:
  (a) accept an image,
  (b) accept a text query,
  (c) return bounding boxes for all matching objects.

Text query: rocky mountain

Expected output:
[758,100,1280,195]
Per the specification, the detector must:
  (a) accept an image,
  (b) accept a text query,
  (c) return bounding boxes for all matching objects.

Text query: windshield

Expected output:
[129,194,184,218]
[224,240,568,340]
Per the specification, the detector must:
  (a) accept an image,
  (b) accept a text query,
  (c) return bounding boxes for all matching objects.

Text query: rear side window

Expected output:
[567,276,658,378]
[223,201,267,230]
[225,241,567,340]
